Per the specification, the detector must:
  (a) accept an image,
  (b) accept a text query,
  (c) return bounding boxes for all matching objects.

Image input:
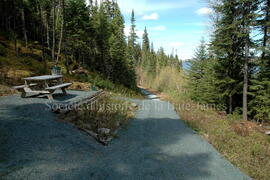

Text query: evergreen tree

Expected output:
[127,10,138,65]
[142,27,150,52]
[188,38,209,102]
[249,0,270,123]
[211,0,242,113]
[109,2,136,88]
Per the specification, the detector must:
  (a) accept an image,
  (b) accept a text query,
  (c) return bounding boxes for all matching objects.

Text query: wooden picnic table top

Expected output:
[23,75,63,81]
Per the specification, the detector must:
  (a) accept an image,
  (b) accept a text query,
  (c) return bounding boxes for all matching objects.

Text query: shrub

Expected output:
[0,44,6,56]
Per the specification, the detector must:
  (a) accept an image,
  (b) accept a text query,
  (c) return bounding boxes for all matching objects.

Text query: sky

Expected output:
[117,0,213,60]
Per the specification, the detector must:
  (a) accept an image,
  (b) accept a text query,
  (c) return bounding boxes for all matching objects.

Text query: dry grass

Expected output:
[68,81,92,91]
[0,84,17,96]
[138,66,186,95]
[159,92,270,180]
[139,67,270,180]
[60,94,137,143]
[138,83,266,179]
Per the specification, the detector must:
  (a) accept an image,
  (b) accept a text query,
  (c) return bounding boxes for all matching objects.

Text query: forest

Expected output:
[0,0,269,123]
[0,0,181,89]
[187,0,270,123]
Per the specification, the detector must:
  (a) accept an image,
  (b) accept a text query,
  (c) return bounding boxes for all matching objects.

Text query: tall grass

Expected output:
[138,66,187,98]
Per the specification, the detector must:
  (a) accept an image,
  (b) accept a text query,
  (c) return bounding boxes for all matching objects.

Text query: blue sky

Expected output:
[117,0,213,60]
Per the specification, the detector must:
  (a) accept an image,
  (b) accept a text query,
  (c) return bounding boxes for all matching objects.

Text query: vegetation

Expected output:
[137,1,270,179]
[166,92,270,180]
[1,0,270,177]
[141,67,270,180]
[0,0,136,89]
[61,94,137,143]
[184,0,270,123]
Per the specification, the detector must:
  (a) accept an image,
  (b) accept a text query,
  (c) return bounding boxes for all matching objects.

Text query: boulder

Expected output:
[131,103,138,108]
[98,128,111,135]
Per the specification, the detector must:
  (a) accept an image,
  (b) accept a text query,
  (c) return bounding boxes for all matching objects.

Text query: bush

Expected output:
[0,31,12,40]
[0,44,6,56]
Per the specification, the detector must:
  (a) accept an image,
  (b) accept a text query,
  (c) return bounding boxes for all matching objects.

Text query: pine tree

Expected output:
[210,0,245,114]
[188,38,209,102]
[109,2,136,88]
[249,0,270,123]
[127,10,138,65]
[142,27,150,52]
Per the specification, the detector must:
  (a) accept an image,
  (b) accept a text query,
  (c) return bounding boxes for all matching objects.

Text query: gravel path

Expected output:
[0,90,250,180]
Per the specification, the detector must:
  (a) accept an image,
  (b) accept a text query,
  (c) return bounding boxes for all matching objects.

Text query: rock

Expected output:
[265,131,270,135]
[98,128,110,135]
[131,103,138,108]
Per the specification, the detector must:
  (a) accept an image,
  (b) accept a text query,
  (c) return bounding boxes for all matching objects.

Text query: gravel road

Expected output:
[0,90,250,180]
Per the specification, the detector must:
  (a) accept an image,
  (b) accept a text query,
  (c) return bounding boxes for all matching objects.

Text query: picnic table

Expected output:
[13,75,72,100]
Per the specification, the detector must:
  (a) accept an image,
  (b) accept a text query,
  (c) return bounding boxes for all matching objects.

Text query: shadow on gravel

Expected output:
[50,93,78,101]
[95,117,213,179]
[0,95,242,179]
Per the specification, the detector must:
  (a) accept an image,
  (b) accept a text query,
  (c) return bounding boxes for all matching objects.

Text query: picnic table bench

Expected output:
[13,75,72,100]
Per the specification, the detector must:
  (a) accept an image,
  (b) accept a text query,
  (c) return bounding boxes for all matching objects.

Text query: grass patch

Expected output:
[60,93,137,144]
[78,73,143,99]
[0,85,17,96]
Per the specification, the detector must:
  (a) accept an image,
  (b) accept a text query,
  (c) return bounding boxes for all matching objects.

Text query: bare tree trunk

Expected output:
[45,13,50,49]
[243,29,249,121]
[56,0,64,64]
[229,95,233,114]
[261,0,269,60]
[14,35,19,57]
[61,0,70,74]
[20,0,28,47]
[12,12,19,57]
[39,3,47,70]
[52,0,56,63]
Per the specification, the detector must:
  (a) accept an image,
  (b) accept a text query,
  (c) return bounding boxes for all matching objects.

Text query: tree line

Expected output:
[128,10,182,84]
[0,0,138,88]
[0,0,183,89]
[188,0,269,123]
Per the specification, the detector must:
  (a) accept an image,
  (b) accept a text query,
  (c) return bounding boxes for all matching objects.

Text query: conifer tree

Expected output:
[109,2,136,88]
[249,0,270,123]
[127,10,138,65]
[188,38,209,102]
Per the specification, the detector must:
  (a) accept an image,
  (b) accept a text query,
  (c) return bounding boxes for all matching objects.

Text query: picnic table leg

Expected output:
[44,80,49,88]
[47,94,53,100]
[61,88,67,95]
[21,91,26,98]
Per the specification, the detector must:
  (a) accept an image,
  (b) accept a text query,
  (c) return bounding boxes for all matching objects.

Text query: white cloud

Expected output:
[142,13,159,20]
[196,7,213,15]
[118,0,196,14]
[150,26,166,31]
